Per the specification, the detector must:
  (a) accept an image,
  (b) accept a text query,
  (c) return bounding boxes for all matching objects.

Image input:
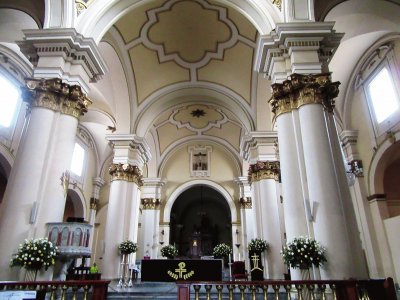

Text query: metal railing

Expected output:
[176,278,397,300]
[0,280,110,300]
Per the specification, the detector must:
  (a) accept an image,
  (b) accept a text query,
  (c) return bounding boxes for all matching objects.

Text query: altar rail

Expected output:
[177,278,396,300]
[0,280,110,300]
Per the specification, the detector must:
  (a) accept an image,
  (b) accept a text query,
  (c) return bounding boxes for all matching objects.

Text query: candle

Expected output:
[229,253,231,263]
[239,253,241,261]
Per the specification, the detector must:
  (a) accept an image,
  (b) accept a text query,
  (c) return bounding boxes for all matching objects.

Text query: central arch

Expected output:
[163,179,238,224]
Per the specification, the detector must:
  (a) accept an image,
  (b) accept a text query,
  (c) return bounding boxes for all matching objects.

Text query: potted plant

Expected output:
[10,238,58,281]
[281,236,327,271]
[160,244,178,259]
[118,240,138,255]
[248,238,269,253]
[212,243,232,258]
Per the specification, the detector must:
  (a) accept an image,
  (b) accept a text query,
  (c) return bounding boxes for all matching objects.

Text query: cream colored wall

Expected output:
[256,74,273,131]
[384,215,400,284]
[159,141,241,223]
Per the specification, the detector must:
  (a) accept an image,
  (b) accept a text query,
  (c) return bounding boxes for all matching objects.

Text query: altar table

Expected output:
[141,259,222,282]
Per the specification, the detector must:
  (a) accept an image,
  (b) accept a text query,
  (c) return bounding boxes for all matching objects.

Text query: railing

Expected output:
[176,278,397,300]
[0,280,110,300]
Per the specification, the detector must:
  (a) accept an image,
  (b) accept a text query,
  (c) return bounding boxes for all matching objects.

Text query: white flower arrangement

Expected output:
[281,236,327,270]
[118,240,138,255]
[213,243,232,258]
[248,238,269,252]
[10,238,58,271]
[160,245,178,258]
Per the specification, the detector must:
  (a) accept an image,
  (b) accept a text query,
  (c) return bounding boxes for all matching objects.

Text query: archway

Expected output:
[170,185,231,258]
[63,189,86,222]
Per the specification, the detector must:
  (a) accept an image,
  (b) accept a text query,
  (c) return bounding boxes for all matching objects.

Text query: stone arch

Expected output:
[368,130,400,196]
[164,179,237,224]
[76,0,281,43]
[64,188,86,221]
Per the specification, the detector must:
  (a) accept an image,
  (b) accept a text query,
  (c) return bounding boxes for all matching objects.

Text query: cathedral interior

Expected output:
[0,0,399,287]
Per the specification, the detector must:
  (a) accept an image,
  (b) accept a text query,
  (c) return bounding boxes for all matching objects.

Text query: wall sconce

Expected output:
[160,229,164,245]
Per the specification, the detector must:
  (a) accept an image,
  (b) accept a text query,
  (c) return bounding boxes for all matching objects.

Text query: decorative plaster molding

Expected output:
[22,78,92,118]
[248,161,280,183]
[18,28,108,86]
[270,73,339,121]
[240,131,278,162]
[109,163,143,186]
[140,0,240,71]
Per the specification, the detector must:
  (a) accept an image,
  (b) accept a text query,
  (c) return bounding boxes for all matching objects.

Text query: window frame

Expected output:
[69,140,88,184]
[0,71,23,138]
[362,48,400,137]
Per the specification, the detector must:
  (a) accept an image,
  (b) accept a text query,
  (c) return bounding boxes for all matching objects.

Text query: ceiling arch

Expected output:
[76,0,281,43]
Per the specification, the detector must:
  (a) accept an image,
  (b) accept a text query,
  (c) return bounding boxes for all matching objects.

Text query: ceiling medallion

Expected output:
[191,109,206,118]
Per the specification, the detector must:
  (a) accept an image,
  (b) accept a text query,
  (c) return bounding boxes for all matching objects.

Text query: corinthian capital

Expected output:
[141,198,161,210]
[270,73,340,120]
[22,78,92,118]
[109,163,143,186]
[248,161,280,183]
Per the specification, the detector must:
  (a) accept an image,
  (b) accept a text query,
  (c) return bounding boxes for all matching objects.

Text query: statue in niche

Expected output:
[193,152,207,171]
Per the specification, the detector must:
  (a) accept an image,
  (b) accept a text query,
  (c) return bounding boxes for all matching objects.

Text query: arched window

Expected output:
[70,142,85,177]
[358,43,400,137]
[0,74,20,129]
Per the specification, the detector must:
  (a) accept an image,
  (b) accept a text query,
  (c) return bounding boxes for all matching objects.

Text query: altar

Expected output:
[141,259,222,282]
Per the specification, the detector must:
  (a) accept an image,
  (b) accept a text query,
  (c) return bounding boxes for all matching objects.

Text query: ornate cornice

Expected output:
[248,161,280,183]
[239,197,252,209]
[270,73,340,121]
[109,163,143,186]
[141,198,161,210]
[22,78,92,118]
[90,197,99,210]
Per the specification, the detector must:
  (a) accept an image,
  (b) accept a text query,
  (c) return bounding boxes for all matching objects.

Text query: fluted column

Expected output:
[249,161,285,279]
[0,78,91,279]
[271,73,368,279]
[102,134,150,279]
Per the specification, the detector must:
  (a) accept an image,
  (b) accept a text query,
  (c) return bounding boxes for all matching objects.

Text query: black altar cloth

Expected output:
[141,259,222,282]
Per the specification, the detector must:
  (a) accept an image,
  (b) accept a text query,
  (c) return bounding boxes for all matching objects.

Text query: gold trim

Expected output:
[269,73,340,121]
[239,197,252,209]
[109,163,143,186]
[248,161,280,183]
[272,0,282,10]
[141,198,161,210]
[90,197,98,210]
[22,78,92,118]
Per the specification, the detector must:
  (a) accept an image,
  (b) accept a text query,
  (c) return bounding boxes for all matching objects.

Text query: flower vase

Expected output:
[300,269,312,300]
[25,269,38,281]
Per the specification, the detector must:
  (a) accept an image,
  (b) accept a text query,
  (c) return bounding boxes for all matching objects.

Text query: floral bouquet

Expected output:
[248,238,269,252]
[213,243,232,258]
[281,236,327,269]
[10,238,58,271]
[160,245,178,258]
[118,240,138,255]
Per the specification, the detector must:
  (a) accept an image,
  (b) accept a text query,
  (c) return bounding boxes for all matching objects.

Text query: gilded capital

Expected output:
[90,197,99,210]
[239,197,252,209]
[109,163,143,186]
[248,161,280,183]
[22,78,92,118]
[269,73,340,121]
[141,198,161,210]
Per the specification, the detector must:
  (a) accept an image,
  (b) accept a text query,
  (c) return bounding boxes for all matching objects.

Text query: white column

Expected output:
[277,114,310,239]
[35,112,78,237]
[0,106,56,280]
[298,103,367,279]
[102,179,132,279]
[102,134,151,279]
[249,162,285,279]
[141,207,160,259]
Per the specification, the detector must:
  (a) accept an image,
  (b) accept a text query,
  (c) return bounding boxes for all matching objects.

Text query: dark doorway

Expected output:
[170,185,232,258]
